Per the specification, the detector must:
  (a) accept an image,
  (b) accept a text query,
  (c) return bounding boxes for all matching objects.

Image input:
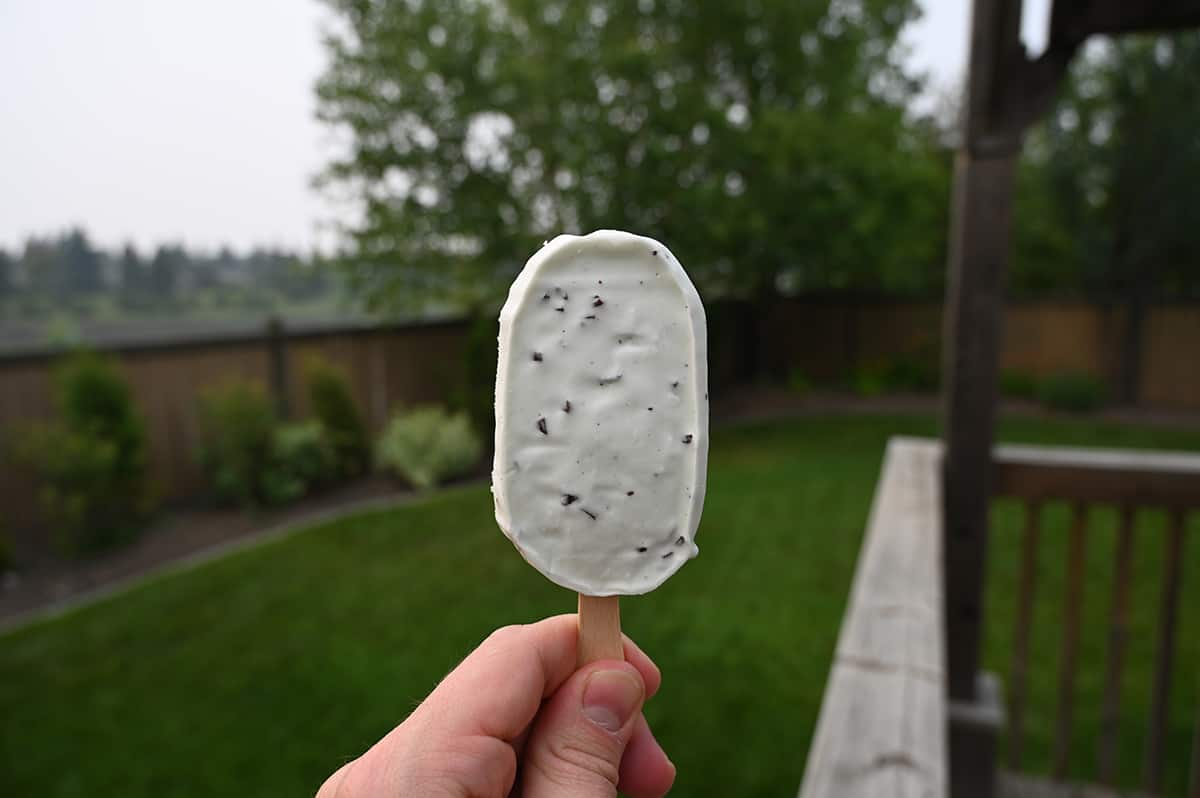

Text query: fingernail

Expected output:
[581,669,642,732]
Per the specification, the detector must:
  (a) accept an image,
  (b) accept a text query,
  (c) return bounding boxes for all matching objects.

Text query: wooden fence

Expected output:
[0,318,471,537]
[2,299,1199,547]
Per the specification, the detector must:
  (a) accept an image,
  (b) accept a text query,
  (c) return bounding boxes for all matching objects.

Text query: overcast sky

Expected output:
[0,0,1049,255]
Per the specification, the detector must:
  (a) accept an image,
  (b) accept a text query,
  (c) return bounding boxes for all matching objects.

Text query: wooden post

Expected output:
[266,316,290,420]
[943,3,1029,795]
[1145,511,1185,794]
[1098,507,1135,785]
[942,0,1023,706]
[1008,500,1042,768]
[941,149,1017,798]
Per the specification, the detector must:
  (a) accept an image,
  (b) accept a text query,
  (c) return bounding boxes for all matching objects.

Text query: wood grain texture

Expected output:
[1144,512,1185,795]
[993,444,1200,510]
[577,594,623,667]
[1098,507,1135,786]
[1009,500,1042,769]
[799,437,946,798]
[1053,505,1088,779]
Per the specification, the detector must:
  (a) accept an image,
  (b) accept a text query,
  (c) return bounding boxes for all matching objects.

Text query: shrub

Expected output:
[849,365,887,397]
[881,355,939,393]
[304,356,369,479]
[273,421,337,496]
[0,525,11,573]
[14,353,152,554]
[376,406,482,489]
[1000,370,1039,400]
[787,368,811,396]
[1037,372,1106,413]
[197,381,284,507]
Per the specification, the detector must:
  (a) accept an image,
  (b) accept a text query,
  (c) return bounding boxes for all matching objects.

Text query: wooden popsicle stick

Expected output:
[577,594,624,666]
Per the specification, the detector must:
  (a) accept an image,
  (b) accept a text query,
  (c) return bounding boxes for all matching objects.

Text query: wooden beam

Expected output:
[942,148,1017,702]
[992,443,1200,509]
[799,438,946,798]
[1051,0,1200,42]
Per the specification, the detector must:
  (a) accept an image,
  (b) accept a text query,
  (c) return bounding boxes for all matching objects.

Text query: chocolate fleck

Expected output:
[676,536,686,545]
[627,490,635,496]
[580,508,598,520]
[532,352,543,362]
[682,434,693,444]
[541,292,550,301]
[561,493,578,505]
[592,296,604,307]
[651,250,658,256]
[661,551,673,559]
[562,400,572,413]
[584,314,597,320]
[554,306,565,313]
[671,381,679,389]
[637,546,648,553]
[536,418,548,435]
[647,407,654,411]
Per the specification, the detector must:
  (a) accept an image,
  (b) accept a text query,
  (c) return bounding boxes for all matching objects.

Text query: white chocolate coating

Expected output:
[492,230,708,596]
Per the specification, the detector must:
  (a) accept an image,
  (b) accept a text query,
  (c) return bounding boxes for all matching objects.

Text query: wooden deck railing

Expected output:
[799,437,947,798]
[993,444,1200,796]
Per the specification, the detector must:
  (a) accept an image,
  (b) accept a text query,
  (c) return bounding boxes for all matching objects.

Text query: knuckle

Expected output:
[536,733,621,790]
[482,624,525,649]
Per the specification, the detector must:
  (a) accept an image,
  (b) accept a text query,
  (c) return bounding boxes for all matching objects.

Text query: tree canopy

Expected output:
[1013,32,1200,301]
[316,0,951,311]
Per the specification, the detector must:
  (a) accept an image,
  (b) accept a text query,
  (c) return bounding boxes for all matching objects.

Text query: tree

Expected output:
[118,243,148,309]
[148,244,186,303]
[315,0,948,313]
[1014,33,1200,399]
[60,228,103,296]
[0,248,12,302]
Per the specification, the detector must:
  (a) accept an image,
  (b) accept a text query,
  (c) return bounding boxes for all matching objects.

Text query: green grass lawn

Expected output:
[1,413,1198,797]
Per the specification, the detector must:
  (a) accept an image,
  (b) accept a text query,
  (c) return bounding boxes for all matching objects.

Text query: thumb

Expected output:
[520,661,645,797]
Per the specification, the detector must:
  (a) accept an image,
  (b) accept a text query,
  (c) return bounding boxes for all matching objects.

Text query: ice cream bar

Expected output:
[493,230,708,596]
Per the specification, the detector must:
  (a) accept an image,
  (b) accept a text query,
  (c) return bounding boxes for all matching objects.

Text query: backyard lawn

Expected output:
[1,413,1198,797]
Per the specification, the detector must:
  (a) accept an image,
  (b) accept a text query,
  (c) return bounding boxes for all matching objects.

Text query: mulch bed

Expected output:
[0,475,409,625]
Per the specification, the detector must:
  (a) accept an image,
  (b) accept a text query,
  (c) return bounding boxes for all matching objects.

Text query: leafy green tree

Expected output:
[0,248,12,302]
[316,0,948,312]
[1015,34,1200,300]
[1014,33,1200,399]
[118,243,149,309]
[60,229,103,296]
[148,244,186,303]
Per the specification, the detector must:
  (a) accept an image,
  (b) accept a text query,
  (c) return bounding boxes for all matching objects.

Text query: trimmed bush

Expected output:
[376,406,482,489]
[0,525,11,573]
[273,421,337,496]
[1000,370,1039,400]
[304,356,370,479]
[787,368,811,396]
[881,355,939,393]
[14,353,152,554]
[1037,372,1106,413]
[197,381,284,507]
[849,366,887,397]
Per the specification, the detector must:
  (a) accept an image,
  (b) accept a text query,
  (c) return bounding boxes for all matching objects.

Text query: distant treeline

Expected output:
[0,229,343,320]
